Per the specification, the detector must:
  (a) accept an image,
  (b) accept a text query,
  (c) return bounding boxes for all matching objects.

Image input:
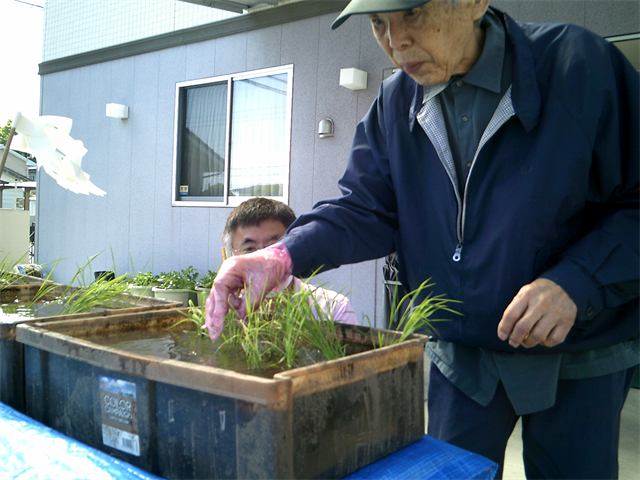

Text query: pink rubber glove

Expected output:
[204,243,294,341]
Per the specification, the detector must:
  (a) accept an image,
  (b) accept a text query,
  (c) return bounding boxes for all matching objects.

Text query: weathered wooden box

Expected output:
[1,277,181,412]
[16,308,427,479]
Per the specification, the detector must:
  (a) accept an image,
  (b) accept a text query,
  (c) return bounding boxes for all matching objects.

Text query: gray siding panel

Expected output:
[185,39,217,81]
[586,1,640,37]
[214,34,248,76]
[283,16,320,213]
[246,25,283,72]
[519,0,586,26]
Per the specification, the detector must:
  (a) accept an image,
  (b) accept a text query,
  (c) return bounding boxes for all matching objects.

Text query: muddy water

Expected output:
[0,301,65,323]
[84,329,286,378]
[82,327,373,379]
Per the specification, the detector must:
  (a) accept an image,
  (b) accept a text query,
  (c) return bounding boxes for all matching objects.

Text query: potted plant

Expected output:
[195,269,217,306]
[152,266,199,306]
[127,271,159,298]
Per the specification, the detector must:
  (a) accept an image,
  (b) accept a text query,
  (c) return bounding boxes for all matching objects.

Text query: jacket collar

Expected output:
[499,8,541,132]
[409,83,423,132]
[408,7,542,133]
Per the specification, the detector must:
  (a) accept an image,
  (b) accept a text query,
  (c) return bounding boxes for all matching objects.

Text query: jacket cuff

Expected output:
[540,262,603,321]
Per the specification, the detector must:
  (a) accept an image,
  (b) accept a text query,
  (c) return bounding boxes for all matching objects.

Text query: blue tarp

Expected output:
[2,401,497,480]
[0,403,164,480]
[345,435,498,480]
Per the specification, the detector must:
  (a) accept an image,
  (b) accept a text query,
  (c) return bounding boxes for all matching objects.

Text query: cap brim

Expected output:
[331,0,430,30]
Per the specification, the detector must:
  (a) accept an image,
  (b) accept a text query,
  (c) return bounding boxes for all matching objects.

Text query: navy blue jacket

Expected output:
[282,9,639,354]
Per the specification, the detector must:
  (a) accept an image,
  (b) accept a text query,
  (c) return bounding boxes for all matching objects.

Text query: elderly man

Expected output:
[206,1,639,478]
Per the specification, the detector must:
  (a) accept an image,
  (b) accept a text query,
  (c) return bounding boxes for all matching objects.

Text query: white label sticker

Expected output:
[101,424,141,456]
[99,376,141,456]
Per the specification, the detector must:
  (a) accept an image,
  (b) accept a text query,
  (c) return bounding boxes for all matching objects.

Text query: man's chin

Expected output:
[409,71,449,86]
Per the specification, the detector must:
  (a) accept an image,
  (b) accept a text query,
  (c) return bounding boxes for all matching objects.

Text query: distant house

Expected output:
[35,0,639,326]
[0,146,35,213]
[0,146,34,263]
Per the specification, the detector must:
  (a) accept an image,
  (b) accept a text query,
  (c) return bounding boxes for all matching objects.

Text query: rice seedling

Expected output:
[0,255,45,288]
[171,275,459,373]
[29,254,138,315]
[172,299,209,338]
[371,278,461,347]
[171,279,347,371]
[0,256,20,287]
[59,274,135,314]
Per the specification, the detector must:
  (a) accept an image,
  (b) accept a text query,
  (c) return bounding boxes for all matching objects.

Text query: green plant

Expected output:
[0,256,20,288]
[171,277,347,371]
[29,255,137,315]
[197,270,218,289]
[130,271,159,287]
[172,299,209,338]
[157,267,199,290]
[0,255,44,288]
[172,276,459,374]
[59,274,135,314]
[370,278,461,347]
[219,281,347,370]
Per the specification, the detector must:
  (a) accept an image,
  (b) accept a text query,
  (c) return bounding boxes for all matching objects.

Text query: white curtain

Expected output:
[229,73,288,197]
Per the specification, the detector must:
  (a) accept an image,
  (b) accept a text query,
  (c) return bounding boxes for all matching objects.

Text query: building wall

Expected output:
[42,0,238,62]
[36,0,639,327]
[0,209,31,264]
[36,6,392,326]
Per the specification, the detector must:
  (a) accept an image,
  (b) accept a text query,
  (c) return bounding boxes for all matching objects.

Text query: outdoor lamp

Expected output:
[106,103,129,119]
[318,118,334,138]
[339,68,367,90]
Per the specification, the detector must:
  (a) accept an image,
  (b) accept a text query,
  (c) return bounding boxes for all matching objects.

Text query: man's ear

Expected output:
[471,0,491,21]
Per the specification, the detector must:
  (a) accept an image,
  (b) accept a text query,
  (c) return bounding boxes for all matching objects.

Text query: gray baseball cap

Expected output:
[331,0,431,30]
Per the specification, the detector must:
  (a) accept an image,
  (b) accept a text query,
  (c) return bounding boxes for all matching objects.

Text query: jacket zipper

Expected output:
[417,86,515,262]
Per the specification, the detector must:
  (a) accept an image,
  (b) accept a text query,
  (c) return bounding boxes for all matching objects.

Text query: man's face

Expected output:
[231,219,288,256]
[369,0,488,86]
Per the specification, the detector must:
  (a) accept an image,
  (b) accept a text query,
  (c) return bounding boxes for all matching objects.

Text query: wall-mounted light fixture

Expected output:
[318,118,334,138]
[339,68,368,91]
[106,103,129,119]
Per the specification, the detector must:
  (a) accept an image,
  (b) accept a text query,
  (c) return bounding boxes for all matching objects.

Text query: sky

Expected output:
[0,0,44,126]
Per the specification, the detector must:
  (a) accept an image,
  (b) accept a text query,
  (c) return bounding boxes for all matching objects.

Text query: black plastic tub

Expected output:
[1,278,180,412]
[16,308,428,479]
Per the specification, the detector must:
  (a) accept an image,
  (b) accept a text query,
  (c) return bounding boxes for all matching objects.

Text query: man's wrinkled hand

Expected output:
[497,278,577,348]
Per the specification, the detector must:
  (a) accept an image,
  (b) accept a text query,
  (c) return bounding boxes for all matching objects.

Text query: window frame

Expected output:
[172,64,294,207]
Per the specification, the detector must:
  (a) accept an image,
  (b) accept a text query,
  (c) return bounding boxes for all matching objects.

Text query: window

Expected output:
[172,65,293,206]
